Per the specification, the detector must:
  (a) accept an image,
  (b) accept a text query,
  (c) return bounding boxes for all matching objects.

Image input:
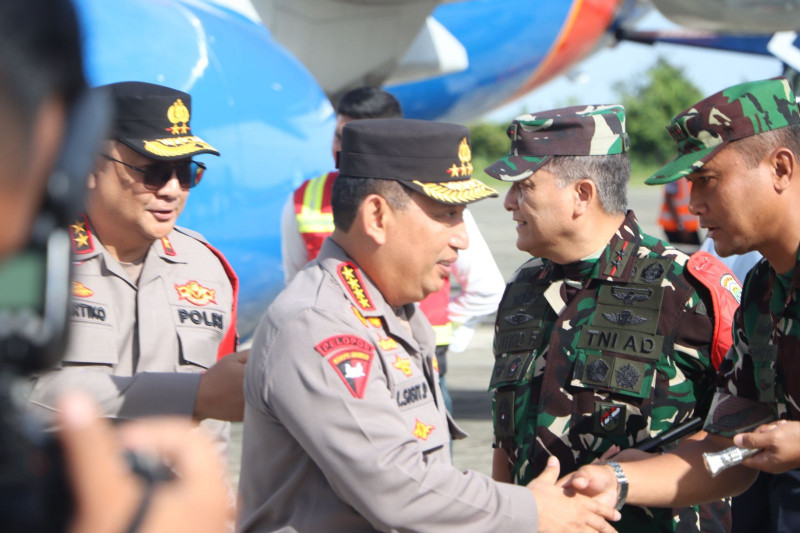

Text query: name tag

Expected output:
[577,326,663,360]
[177,308,224,330]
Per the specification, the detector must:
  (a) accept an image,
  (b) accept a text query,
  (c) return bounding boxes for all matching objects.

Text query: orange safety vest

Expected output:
[687,251,742,370]
[294,172,453,346]
[658,179,699,232]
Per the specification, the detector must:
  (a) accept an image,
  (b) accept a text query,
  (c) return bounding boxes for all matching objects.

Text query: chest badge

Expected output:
[175,280,217,306]
[594,402,626,436]
[392,355,413,377]
[412,419,435,441]
[378,337,399,351]
[327,351,374,399]
[72,281,94,298]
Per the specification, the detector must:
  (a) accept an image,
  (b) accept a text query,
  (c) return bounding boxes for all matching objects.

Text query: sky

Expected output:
[486,10,784,123]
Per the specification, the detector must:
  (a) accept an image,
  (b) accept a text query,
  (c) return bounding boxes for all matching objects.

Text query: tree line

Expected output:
[470,57,703,181]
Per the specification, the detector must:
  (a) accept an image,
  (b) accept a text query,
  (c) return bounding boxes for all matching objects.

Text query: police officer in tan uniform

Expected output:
[238,118,622,532]
[28,82,247,440]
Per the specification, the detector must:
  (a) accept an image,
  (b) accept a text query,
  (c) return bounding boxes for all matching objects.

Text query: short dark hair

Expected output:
[336,87,402,120]
[331,175,411,231]
[0,0,86,135]
[542,152,630,215]
[734,123,800,168]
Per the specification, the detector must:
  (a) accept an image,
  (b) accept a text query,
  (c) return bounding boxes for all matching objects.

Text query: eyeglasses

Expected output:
[102,155,206,190]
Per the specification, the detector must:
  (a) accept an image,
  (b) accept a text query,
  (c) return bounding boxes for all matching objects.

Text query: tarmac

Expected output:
[227,184,669,484]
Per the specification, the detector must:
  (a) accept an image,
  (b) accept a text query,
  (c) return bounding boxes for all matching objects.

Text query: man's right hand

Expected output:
[527,456,620,533]
[194,349,249,421]
[560,462,619,510]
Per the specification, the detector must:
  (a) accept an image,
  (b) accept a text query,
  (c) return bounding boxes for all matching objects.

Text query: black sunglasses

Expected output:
[103,155,206,190]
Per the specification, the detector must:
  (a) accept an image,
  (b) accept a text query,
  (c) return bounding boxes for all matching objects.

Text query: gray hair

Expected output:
[542,153,629,214]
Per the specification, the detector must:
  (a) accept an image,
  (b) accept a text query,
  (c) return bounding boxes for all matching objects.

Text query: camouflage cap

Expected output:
[646,77,800,185]
[484,104,629,182]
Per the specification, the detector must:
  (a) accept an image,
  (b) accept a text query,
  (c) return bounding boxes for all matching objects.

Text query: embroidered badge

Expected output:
[503,311,535,326]
[587,359,610,382]
[161,236,176,256]
[338,262,375,311]
[720,274,742,304]
[446,137,474,177]
[615,364,640,389]
[610,286,653,304]
[174,280,217,306]
[166,99,190,135]
[327,350,374,399]
[505,356,523,378]
[378,337,399,351]
[392,355,413,377]
[412,419,435,440]
[314,335,375,357]
[641,262,665,283]
[69,215,94,254]
[497,395,512,432]
[71,281,94,298]
[602,309,648,326]
[598,403,625,432]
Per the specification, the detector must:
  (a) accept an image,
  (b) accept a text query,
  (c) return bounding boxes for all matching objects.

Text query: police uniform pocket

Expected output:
[61,322,118,366]
[177,327,221,369]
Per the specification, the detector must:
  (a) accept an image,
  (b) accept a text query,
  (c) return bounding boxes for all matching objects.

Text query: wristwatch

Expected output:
[606,460,628,510]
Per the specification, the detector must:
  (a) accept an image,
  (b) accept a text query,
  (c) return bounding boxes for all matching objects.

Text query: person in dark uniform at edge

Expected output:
[0,1,231,532]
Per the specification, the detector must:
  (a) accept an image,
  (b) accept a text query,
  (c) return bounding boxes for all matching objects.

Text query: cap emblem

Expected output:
[446,138,474,178]
[166,98,190,135]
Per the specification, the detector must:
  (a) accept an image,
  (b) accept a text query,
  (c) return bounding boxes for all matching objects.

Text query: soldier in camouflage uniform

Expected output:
[564,78,800,531]
[485,105,741,532]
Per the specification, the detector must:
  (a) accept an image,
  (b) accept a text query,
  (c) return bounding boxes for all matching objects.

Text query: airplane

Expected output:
[73,0,800,337]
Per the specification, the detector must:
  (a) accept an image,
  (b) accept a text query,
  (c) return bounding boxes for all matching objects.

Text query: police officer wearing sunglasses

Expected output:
[28,82,248,450]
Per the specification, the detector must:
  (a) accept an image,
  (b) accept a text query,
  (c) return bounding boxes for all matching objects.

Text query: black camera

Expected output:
[0,89,110,532]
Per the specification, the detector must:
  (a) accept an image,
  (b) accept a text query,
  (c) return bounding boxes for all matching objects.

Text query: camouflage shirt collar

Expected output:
[589,210,642,282]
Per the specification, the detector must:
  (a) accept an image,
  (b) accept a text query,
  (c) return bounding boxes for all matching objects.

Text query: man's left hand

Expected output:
[734,420,800,473]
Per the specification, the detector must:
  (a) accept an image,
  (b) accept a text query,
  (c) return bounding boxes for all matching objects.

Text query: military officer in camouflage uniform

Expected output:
[485,105,741,532]
[27,82,247,443]
[564,78,800,532]
[238,118,622,532]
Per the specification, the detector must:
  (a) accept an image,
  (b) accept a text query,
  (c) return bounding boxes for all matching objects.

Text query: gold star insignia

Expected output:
[74,233,89,247]
[392,355,412,377]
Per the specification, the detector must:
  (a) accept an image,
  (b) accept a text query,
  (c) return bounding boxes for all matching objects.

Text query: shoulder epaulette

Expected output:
[69,213,94,254]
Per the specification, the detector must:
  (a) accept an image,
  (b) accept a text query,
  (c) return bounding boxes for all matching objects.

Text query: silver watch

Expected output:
[606,460,628,510]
